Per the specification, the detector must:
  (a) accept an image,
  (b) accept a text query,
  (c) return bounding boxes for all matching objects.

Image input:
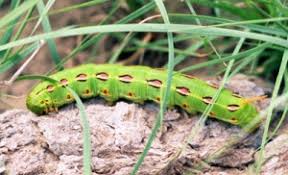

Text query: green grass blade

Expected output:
[255,41,288,174]
[188,0,262,19]
[168,14,288,37]
[108,32,134,63]
[66,86,91,175]
[171,40,204,66]
[0,0,20,45]
[16,74,58,82]
[36,0,62,70]
[200,33,245,132]
[179,43,270,72]
[0,0,21,59]
[33,0,55,34]
[269,106,288,140]
[50,0,108,16]
[249,1,288,33]
[53,1,155,68]
[127,43,199,57]
[106,1,156,64]
[228,50,263,78]
[0,0,39,30]
[274,0,288,16]
[185,33,247,167]
[0,24,288,52]
[285,71,288,93]
[1,7,34,64]
[184,0,221,61]
[0,42,40,73]
[131,0,174,174]
[61,1,120,65]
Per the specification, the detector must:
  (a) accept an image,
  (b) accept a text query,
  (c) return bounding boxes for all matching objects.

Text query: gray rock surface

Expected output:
[256,134,288,175]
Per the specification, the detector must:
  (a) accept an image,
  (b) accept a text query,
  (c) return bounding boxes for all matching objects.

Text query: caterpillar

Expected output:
[26,64,263,129]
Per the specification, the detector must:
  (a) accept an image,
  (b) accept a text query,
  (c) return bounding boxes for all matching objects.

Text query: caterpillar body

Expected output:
[26,64,261,128]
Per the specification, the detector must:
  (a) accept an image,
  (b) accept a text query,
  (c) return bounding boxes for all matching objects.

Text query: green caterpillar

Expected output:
[26,64,263,128]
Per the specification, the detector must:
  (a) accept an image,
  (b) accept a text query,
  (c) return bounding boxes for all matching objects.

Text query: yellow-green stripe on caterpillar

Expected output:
[26,64,264,128]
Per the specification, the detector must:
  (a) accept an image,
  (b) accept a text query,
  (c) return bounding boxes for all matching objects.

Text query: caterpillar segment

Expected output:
[26,64,262,128]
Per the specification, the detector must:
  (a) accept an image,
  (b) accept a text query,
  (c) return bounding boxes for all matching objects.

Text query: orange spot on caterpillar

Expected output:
[156,96,161,102]
[102,89,109,95]
[96,72,109,81]
[176,87,190,96]
[202,96,213,105]
[229,117,238,124]
[66,94,72,100]
[209,112,216,117]
[46,85,54,93]
[227,104,240,112]
[128,92,133,97]
[183,74,196,79]
[84,89,91,95]
[243,95,267,104]
[147,79,162,88]
[119,74,133,83]
[76,73,88,81]
[60,79,69,86]
[182,103,188,109]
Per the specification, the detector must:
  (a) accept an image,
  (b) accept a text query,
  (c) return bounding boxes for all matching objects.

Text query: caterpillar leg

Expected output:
[132,99,145,105]
[105,100,115,106]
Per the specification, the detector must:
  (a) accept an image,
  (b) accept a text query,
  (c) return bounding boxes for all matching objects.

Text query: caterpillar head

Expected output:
[236,103,262,132]
[26,86,54,115]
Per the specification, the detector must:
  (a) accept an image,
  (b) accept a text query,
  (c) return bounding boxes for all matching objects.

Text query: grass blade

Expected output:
[0,0,38,30]
[0,24,288,52]
[66,87,91,175]
[36,0,62,70]
[131,0,175,174]
[255,41,288,174]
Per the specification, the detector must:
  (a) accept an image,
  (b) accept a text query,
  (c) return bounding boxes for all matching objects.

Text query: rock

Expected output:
[0,102,263,175]
[255,134,288,175]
